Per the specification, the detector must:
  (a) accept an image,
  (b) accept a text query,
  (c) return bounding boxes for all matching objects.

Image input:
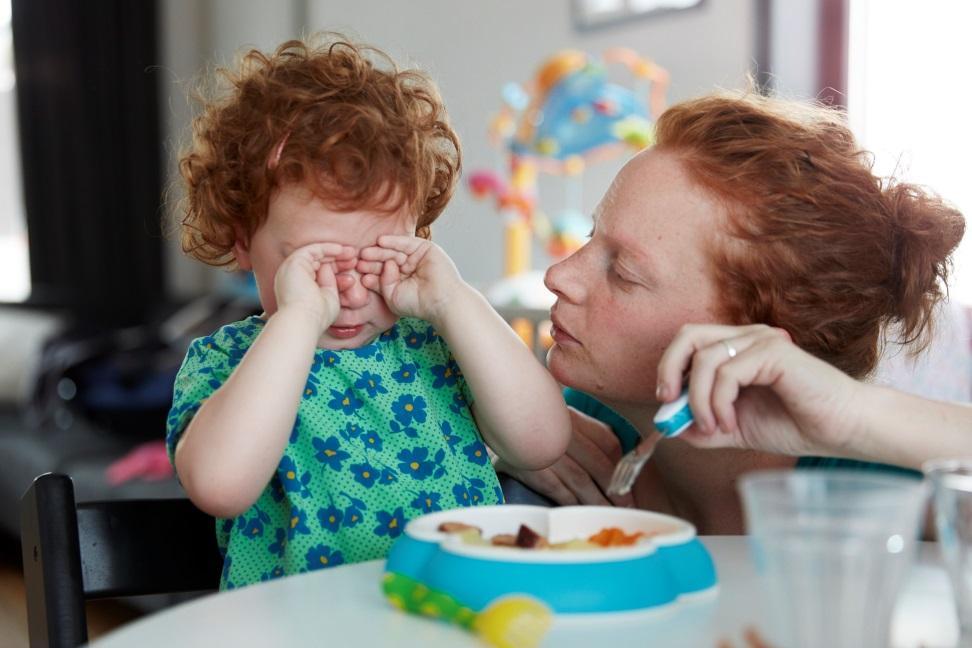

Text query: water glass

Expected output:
[925,459,972,639]
[739,469,928,648]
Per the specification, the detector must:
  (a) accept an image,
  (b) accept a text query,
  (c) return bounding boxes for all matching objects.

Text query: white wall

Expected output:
[160,0,756,296]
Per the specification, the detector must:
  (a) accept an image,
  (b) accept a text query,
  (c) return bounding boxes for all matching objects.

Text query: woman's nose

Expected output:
[338,270,370,309]
[544,247,586,303]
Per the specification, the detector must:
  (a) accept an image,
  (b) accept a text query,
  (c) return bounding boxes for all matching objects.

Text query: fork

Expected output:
[606,429,664,496]
[605,388,694,496]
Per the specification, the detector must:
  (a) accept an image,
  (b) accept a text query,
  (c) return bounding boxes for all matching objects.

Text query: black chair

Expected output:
[20,472,222,648]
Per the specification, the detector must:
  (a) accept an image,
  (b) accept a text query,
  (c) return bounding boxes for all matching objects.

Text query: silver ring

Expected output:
[721,339,738,359]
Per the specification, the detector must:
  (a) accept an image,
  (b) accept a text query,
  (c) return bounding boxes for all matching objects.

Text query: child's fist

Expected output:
[274,243,357,331]
[356,235,464,324]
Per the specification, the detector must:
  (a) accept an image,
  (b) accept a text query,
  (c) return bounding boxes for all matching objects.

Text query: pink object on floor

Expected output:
[105,440,174,486]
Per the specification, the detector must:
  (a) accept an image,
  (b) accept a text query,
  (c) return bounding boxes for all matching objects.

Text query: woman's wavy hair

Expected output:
[655,92,965,378]
[178,34,461,266]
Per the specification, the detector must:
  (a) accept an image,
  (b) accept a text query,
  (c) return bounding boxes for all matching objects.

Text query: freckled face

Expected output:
[544,149,724,409]
[235,183,417,350]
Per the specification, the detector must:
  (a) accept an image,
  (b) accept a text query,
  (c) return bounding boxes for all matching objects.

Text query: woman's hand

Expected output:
[656,324,865,458]
[494,407,635,507]
[273,242,357,332]
[356,235,464,326]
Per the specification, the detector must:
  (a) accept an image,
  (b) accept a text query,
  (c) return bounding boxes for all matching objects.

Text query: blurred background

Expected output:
[0,0,970,643]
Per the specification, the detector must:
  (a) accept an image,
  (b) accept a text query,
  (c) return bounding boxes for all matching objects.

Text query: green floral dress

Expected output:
[166,316,503,589]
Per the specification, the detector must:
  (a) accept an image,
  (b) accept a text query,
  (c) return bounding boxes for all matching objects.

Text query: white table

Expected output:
[89,537,958,647]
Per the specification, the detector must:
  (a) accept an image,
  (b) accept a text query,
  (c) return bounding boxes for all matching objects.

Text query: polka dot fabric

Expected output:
[166,316,504,589]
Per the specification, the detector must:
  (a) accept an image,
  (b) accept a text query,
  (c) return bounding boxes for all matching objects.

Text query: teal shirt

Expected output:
[563,388,920,478]
[167,316,503,589]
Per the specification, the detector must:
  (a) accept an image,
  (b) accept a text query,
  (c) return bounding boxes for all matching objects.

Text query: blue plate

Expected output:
[385,505,717,615]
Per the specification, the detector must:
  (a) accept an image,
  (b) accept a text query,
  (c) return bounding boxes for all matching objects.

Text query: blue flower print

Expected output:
[411,490,443,513]
[379,324,399,342]
[432,449,447,479]
[198,336,218,351]
[306,544,345,571]
[354,370,388,397]
[226,346,246,368]
[403,329,425,349]
[453,484,473,508]
[221,518,235,535]
[344,506,364,528]
[392,362,418,384]
[379,466,398,485]
[467,478,487,505]
[269,528,287,558]
[350,462,379,488]
[238,508,271,538]
[318,505,343,533]
[320,351,340,369]
[221,555,233,585]
[449,391,470,415]
[193,366,222,391]
[493,485,505,504]
[374,507,405,539]
[260,566,285,582]
[313,436,350,471]
[425,325,442,345]
[440,421,462,452]
[463,441,489,466]
[389,420,418,438]
[397,447,434,480]
[269,476,286,503]
[362,430,383,452]
[339,422,363,441]
[328,388,363,415]
[278,456,312,497]
[289,415,301,444]
[353,342,380,359]
[302,374,320,399]
[392,394,427,425]
[287,506,311,540]
[430,359,461,389]
[339,492,367,528]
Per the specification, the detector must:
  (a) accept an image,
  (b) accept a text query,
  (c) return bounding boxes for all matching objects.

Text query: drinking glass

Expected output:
[925,459,972,642]
[739,469,928,648]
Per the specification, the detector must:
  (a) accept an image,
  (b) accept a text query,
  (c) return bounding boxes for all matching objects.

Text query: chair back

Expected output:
[20,472,222,648]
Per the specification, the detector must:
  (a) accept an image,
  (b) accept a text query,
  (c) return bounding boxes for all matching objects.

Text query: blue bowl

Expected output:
[386,505,717,615]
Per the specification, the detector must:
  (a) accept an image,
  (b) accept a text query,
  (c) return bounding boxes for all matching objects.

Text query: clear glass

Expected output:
[739,469,929,648]
[925,459,972,642]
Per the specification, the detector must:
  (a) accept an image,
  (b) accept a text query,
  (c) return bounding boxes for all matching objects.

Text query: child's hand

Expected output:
[274,243,358,331]
[357,235,464,324]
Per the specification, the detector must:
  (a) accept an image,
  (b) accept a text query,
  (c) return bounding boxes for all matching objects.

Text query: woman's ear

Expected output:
[234,228,252,271]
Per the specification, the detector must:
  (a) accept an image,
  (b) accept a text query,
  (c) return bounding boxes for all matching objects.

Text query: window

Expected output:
[847,0,972,304]
[0,0,28,301]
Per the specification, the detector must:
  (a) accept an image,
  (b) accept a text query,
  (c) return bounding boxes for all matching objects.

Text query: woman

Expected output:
[497,92,967,533]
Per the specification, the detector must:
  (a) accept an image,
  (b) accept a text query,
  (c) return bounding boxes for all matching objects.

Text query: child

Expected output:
[168,36,571,589]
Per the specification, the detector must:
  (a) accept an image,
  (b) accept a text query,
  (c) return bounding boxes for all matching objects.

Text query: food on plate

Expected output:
[437,522,654,549]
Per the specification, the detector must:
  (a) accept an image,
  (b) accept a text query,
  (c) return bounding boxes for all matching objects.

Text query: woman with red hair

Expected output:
[499,92,969,533]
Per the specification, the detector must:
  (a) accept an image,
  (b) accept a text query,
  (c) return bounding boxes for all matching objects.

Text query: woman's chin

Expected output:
[546,346,579,388]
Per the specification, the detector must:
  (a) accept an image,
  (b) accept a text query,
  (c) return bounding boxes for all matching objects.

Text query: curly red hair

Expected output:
[654,92,965,378]
[179,35,461,266]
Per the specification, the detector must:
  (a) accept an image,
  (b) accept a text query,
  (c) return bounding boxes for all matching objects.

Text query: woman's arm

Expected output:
[656,323,972,470]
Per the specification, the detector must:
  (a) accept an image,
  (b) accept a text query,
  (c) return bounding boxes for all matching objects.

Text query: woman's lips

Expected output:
[550,319,580,346]
[328,324,364,339]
